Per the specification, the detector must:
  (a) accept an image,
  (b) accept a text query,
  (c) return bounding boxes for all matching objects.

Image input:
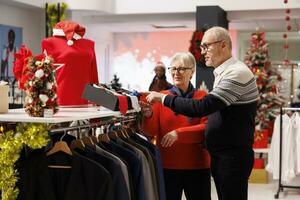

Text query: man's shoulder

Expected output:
[223,60,254,84]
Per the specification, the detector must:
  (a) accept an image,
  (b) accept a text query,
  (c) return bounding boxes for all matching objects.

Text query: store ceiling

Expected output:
[2,0,300,33]
[81,9,300,32]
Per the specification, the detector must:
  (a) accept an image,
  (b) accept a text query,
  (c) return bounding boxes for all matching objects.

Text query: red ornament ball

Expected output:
[283,59,289,65]
[285,16,290,21]
[287,25,292,31]
[283,33,288,38]
[285,9,290,14]
[283,44,289,49]
[284,0,288,3]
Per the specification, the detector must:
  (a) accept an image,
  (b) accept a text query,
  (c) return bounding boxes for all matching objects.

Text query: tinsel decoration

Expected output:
[0,123,49,200]
[244,31,286,130]
[14,46,59,117]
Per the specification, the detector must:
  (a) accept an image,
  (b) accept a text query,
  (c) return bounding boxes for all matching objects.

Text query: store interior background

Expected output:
[0,0,300,199]
[1,0,299,92]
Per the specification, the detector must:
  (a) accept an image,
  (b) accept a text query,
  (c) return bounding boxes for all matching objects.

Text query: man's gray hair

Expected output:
[206,26,232,50]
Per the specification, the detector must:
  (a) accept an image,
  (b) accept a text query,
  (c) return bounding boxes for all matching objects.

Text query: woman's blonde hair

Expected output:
[170,52,196,70]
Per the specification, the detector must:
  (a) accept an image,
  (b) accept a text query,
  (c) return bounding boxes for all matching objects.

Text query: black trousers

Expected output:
[163,168,211,200]
[210,148,254,200]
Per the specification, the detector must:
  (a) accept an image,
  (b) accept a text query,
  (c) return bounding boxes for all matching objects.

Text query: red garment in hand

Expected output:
[42,37,99,106]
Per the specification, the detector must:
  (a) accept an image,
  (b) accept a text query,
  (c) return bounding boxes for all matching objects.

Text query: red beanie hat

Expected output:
[154,61,166,70]
[52,21,86,46]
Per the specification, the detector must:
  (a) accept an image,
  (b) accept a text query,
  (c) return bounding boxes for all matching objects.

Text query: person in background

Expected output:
[145,26,259,200]
[141,52,211,200]
[148,61,172,92]
[1,29,17,81]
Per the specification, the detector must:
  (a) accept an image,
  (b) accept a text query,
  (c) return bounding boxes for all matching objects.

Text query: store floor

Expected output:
[181,178,300,200]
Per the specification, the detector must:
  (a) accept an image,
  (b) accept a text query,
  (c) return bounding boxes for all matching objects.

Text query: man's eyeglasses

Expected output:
[199,40,223,52]
[168,67,193,74]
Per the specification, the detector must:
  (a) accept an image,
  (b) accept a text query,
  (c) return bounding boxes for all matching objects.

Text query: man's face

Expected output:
[200,32,223,68]
[8,32,15,45]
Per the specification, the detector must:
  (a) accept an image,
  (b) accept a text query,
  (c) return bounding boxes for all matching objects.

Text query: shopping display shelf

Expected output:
[0,107,128,123]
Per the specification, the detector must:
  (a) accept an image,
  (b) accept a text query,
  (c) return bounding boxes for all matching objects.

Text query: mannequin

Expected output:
[42,21,99,106]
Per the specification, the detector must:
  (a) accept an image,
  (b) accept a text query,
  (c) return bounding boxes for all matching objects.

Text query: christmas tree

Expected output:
[244,31,285,130]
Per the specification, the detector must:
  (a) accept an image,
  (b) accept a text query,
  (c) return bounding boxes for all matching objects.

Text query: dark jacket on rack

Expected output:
[17,151,114,200]
[74,147,131,200]
[131,134,167,200]
[102,141,145,200]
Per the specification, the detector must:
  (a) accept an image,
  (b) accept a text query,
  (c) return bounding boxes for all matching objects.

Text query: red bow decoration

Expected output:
[13,45,32,90]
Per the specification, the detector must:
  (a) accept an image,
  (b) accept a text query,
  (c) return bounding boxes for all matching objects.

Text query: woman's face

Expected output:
[170,61,194,88]
[154,66,165,78]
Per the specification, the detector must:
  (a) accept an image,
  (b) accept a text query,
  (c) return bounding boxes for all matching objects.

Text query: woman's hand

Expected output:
[139,101,153,118]
[146,91,165,103]
[161,130,178,147]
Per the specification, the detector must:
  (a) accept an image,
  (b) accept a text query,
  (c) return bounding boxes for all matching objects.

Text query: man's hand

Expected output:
[146,91,165,103]
[139,101,153,118]
[161,130,178,147]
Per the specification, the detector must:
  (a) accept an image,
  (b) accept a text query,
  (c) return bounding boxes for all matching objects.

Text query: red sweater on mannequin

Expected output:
[142,90,210,169]
[42,21,99,106]
[42,36,98,106]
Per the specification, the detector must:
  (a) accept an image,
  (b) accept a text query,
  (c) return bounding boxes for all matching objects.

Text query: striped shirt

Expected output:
[211,57,259,105]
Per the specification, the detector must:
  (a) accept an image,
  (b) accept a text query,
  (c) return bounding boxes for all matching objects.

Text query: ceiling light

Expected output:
[151,24,187,29]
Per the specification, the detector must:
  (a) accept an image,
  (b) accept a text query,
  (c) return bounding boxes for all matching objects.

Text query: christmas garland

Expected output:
[0,123,50,200]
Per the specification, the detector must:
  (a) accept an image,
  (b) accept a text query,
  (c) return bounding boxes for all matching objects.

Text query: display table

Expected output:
[0,107,126,123]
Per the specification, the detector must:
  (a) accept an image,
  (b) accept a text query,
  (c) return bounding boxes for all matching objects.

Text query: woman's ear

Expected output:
[190,70,195,79]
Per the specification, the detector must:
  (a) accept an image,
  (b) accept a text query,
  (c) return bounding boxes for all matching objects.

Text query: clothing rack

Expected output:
[49,114,138,134]
[274,107,300,199]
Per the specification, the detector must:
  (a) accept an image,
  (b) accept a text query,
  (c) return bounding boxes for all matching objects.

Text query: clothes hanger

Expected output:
[90,127,99,144]
[97,126,111,143]
[47,130,72,169]
[81,127,95,149]
[70,128,85,150]
[122,124,135,138]
[108,130,118,140]
[123,128,132,138]
[116,129,127,139]
[119,121,130,138]
[47,130,72,156]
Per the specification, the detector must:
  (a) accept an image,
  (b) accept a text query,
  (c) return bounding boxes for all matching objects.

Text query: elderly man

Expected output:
[146,26,258,200]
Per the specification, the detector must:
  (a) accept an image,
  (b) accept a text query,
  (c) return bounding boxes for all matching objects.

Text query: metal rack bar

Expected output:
[49,114,137,134]
[274,107,300,199]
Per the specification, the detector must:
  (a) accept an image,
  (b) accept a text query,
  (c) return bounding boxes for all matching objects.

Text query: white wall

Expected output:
[0,3,44,54]
[84,25,114,83]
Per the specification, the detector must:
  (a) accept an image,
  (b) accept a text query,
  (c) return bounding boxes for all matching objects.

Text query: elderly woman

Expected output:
[141,52,211,200]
